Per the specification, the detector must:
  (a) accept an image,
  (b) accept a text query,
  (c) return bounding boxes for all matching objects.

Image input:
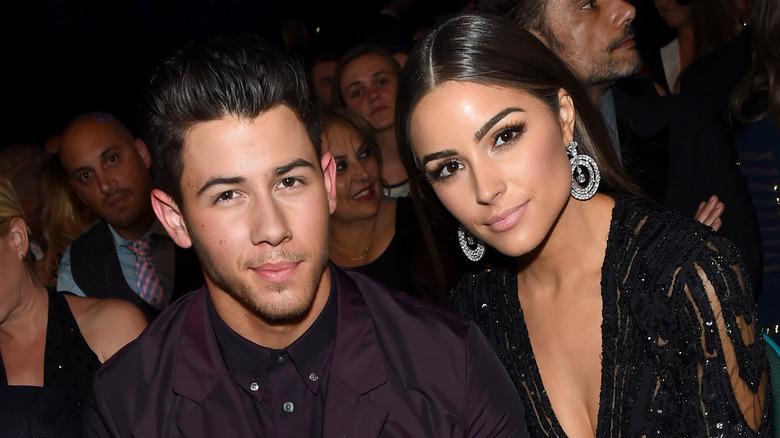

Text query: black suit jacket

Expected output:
[70,220,203,321]
[83,265,529,437]
[614,81,763,291]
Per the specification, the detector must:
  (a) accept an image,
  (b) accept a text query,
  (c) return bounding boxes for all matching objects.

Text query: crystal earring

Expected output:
[458,225,485,262]
[567,140,600,200]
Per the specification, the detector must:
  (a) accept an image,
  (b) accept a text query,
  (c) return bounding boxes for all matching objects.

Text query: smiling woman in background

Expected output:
[321,109,448,303]
[397,12,769,437]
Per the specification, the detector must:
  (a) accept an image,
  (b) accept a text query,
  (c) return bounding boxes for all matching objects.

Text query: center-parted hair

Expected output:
[143,34,322,206]
[396,12,636,199]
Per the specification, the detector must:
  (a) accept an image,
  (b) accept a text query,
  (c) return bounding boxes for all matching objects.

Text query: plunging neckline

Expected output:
[508,201,618,438]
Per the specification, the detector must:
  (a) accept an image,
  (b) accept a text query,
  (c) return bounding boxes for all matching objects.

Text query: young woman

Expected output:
[0,176,146,435]
[332,45,409,197]
[321,109,448,303]
[397,13,769,437]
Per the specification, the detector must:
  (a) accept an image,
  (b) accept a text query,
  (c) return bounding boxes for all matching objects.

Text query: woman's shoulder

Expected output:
[63,293,147,362]
[611,196,736,263]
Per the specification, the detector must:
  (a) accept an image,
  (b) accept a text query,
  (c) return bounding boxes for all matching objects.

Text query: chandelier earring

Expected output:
[566,140,600,200]
[457,225,485,262]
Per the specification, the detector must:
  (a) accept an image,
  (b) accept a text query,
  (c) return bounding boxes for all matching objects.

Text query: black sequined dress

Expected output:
[0,289,100,436]
[449,196,771,437]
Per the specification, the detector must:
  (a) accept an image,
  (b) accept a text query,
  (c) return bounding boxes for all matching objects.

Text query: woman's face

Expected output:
[321,121,382,222]
[409,81,575,257]
[339,53,398,132]
[655,0,692,29]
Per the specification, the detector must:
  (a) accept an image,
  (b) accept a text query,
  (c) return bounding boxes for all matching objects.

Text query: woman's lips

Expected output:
[352,185,375,201]
[484,203,527,233]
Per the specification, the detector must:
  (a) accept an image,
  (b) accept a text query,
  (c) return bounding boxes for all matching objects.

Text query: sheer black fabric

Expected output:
[449,196,770,437]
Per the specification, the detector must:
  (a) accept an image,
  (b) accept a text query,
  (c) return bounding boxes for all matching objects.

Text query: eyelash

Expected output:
[492,122,526,149]
[426,122,526,184]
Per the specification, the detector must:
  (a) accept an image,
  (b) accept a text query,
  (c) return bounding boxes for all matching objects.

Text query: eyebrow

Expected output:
[70,146,119,177]
[473,107,525,142]
[196,176,245,197]
[195,158,317,197]
[421,149,458,167]
[275,158,315,175]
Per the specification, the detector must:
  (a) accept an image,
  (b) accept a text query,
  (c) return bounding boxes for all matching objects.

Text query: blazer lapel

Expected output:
[323,267,391,438]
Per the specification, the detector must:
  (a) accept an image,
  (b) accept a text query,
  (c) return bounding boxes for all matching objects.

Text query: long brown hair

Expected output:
[396,12,638,229]
[731,0,780,129]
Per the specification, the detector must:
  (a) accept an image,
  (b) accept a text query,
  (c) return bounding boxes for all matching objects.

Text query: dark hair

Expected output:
[396,12,637,208]
[475,0,547,36]
[321,108,383,167]
[731,0,780,129]
[330,45,402,109]
[143,34,322,206]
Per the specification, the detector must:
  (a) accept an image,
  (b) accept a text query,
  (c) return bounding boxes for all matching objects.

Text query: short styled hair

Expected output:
[143,34,322,206]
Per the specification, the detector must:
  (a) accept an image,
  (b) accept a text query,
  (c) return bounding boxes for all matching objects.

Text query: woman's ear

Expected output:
[8,217,30,260]
[557,89,576,145]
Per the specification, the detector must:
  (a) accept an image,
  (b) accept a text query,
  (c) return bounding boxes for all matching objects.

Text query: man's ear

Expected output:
[8,217,30,260]
[150,188,192,248]
[321,151,338,214]
[134,138,152,169]
[557,88,576,145]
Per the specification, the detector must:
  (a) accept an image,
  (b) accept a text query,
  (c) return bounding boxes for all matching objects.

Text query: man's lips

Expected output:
[104,192,130,209]
[250,261,300,283]
[613,35,636,51]
[484,203,527,233]
[351,185,375,201]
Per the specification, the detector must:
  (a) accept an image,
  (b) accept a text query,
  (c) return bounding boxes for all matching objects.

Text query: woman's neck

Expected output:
[0,277,47,341]
[516,194,614,298]
[330,214,380,267]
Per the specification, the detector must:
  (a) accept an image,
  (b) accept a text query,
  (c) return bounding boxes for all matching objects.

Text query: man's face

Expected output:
[60,118,155,238]
[537,0,641,89]
[168,106,336,325]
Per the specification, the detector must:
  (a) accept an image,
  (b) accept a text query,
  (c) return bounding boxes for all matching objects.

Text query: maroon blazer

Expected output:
[83,265,528,437]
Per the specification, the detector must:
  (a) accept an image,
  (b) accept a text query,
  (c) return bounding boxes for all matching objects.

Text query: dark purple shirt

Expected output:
[208,290,336,437]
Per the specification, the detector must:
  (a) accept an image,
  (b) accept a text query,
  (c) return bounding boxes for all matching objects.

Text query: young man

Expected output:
[58,113,203,320]
[82,35,528,437]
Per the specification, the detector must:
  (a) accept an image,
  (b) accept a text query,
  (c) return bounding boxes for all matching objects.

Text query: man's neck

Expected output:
[113,209,156,241]
[209,265,332,349]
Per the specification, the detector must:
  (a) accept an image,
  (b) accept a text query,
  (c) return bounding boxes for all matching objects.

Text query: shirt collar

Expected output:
[207,281,337,396]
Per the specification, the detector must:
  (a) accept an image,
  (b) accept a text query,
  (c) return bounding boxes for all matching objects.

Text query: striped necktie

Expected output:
[126,236,166,310]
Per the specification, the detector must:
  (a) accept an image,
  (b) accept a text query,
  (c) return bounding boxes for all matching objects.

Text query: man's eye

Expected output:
[279,177,301,188]
[78,172,91,182]
[216,191,234,202]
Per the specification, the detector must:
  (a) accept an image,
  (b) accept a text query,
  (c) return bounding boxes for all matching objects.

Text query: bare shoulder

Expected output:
[64,294,148,362]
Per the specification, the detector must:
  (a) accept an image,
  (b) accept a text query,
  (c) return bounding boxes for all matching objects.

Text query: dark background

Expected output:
[0,0,468,150]
[0,0,663,151]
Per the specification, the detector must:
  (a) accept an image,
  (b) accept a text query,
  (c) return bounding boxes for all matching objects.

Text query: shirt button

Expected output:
[283,401,294,413]
[276,354,285,363]
[308,372,319,382]
[249,382,259,392]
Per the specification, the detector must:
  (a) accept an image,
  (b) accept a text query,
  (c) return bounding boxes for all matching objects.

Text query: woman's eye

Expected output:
[350,89,362,98]
[336,161,347,172]
[495,125,524,148]
[436,161,464,179]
